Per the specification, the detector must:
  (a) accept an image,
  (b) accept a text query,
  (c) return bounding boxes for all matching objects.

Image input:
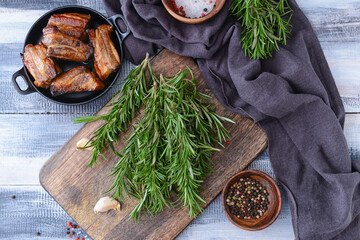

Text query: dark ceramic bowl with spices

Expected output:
[221,169,282,231]
[161,0,226,24]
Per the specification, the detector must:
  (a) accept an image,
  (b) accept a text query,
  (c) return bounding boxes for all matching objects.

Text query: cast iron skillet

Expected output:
[11,5,130,105]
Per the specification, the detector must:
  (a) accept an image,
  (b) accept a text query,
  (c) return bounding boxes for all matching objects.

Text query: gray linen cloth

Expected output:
[103,0,360,239]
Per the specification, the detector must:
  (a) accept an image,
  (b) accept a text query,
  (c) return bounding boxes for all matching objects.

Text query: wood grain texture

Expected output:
[0,186,76,240]
[39,49,268,240]
[1,0,360,239]
[3,114,360,187]
[0,185,294,240]
[3,41,360,113]
[0,114,84,185]
[1,0,360,44]
[2,0,360,113]
[323,42,360,113]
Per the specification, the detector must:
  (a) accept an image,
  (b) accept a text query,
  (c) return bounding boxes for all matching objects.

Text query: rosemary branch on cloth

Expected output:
[230,0,293,59]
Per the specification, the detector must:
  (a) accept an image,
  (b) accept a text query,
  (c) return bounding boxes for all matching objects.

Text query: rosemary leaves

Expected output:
[230,0,293,59]
[75,56,234,221]
[74,53,154,166]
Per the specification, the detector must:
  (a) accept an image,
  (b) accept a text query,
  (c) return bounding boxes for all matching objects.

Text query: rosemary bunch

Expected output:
[109,68,234,221]
[230,0,293,59]
[74,53,154,166]
[75,55,234,221]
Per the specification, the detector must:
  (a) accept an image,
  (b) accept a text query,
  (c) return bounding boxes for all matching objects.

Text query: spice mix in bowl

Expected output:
[161,0,226,24]
[226,177,270,220]
[221,169,282,231]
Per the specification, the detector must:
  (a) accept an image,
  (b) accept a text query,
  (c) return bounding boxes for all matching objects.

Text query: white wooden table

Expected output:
[0,0,358,239]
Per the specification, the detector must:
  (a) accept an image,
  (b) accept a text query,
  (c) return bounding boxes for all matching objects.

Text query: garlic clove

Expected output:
[94,196,120,213]
[76,138,92,150]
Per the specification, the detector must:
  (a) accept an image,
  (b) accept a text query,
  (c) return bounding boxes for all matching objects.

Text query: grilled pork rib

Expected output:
[42,26,93,62]
[50,66,105,96]
[88,24,120,81]
[47,13,91,41]
[23,44,61,89]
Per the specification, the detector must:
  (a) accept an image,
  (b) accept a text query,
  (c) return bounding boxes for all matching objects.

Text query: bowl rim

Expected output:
[161,0,226,24]
[221,169,282,231]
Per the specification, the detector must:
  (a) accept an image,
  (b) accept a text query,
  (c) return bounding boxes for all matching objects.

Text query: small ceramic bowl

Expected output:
[161,0,226,24]
[221,169,282,231]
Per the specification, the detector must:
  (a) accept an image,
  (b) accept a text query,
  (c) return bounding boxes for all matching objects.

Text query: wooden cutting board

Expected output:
[39,49,267,240]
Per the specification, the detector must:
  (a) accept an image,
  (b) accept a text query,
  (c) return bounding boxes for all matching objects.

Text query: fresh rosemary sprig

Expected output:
[230,0,293,59]
[74,53,154,167]
[109,68,234,221]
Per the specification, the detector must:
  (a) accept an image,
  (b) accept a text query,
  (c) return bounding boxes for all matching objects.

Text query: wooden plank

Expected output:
[0,0,105,11]
[0,185,294,240]
[0,1,106,43]
[297,0,360,42]
[1,0,360,44]
[2,2,360,113]
[1,1,360,114]
[3,41,360,113]
[323,42,360,113]
[3,113,360,186]
[178,193,294,240]
[0,186,83,240]
[39,49,267,240]
[1,0,359,239]
[0,0,106,44]
[0,0,77,9]
[0,114,270,187]
[344,114,360,159]
[0,113,83,185]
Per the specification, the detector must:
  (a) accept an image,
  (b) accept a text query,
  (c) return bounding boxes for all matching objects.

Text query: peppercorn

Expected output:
[71,231,75,235]
[11,195,15,199]
[36,232,41,236]
[226,177,269,220]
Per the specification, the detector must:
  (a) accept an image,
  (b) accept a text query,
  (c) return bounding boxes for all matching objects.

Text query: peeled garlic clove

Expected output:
[76,138,92,150]
[94,196,120,213]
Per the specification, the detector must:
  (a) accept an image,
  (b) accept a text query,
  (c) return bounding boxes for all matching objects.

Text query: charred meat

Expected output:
[88,24,120,81]
[47,13,91,40]
[50,66,105,96]
[23,44,61,89]
[42,26,93,62]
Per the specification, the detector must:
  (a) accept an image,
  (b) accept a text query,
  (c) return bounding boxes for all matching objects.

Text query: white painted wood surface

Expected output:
[0,0,359,239]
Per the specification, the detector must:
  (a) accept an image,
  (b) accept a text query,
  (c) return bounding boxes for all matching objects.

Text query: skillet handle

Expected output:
[11,67,35,95]
[108,14,130,42]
